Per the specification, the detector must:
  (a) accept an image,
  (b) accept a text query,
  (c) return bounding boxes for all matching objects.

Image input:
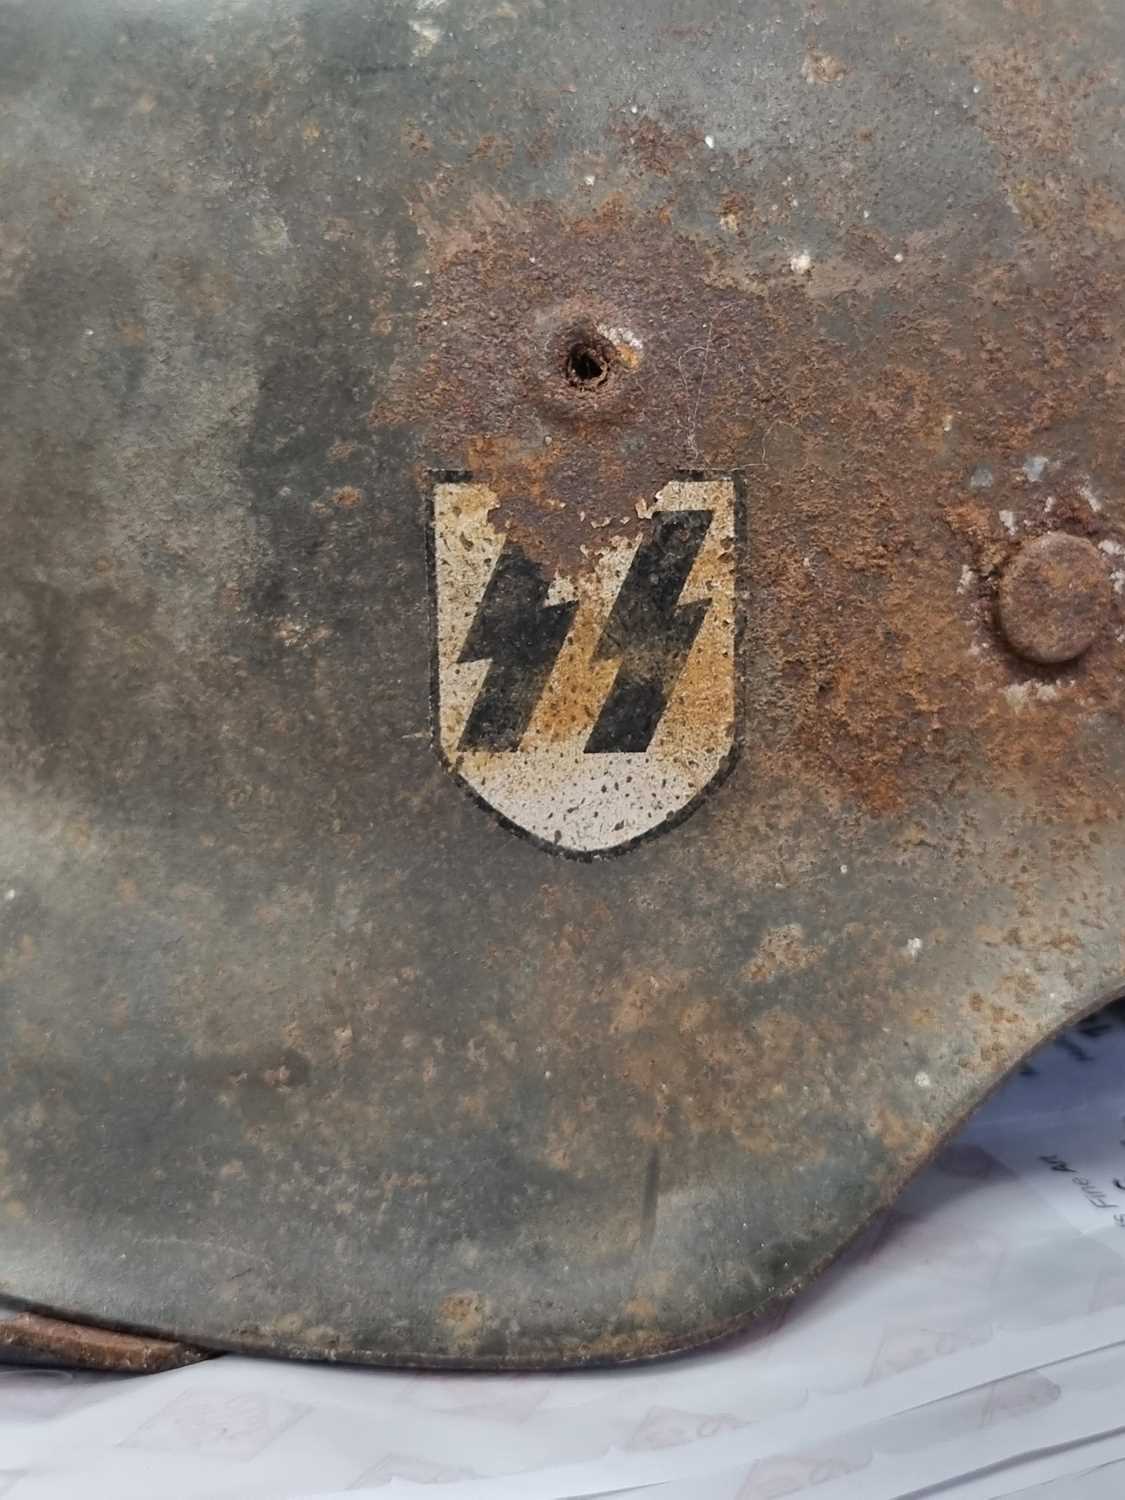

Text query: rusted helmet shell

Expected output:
[1,0,1123,1368]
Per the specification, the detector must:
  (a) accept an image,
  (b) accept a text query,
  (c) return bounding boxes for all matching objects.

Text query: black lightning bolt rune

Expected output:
[585,509,713,754]
[457,511,713,755]
[457,538,578,751]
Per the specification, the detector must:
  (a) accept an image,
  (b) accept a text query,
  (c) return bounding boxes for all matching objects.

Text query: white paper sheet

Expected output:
[3,1012,1125,1500]
[603,1341,1125,1500]
[986,1448,1125,1500]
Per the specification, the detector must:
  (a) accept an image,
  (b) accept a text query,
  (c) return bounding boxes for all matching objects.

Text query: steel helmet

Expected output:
[1,0,1123,1369]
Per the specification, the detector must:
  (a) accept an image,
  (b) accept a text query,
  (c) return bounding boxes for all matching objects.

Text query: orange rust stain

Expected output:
[611,114,702,176]
[438,1291,487,1346]
[801,50,847,83]
[870,1107,935,1158]
[354,12,1125,867]
[400,122,432,154]
[741,924,826,985]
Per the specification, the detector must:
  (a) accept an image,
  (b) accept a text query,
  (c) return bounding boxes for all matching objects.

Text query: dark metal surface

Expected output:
[1,0,1124,1368]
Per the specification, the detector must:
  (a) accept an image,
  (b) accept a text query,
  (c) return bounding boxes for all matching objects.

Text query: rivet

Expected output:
[997,532,1112,666]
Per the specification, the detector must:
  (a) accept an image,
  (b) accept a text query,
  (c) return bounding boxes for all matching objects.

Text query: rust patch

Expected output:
[438,1291,487,1348]
[612,114,703,176]
[0,1312,210,1373]
[742,924,826,985]
[383,41,1125,819]
[802,50,848,84]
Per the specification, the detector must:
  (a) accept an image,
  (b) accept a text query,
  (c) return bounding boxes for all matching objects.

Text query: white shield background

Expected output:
[431,476,739,855]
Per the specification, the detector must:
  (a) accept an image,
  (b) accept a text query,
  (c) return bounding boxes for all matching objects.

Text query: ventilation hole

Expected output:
[565,340,611,389]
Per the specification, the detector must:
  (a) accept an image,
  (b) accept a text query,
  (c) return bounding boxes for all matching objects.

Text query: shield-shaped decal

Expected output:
[430,475,741,855]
